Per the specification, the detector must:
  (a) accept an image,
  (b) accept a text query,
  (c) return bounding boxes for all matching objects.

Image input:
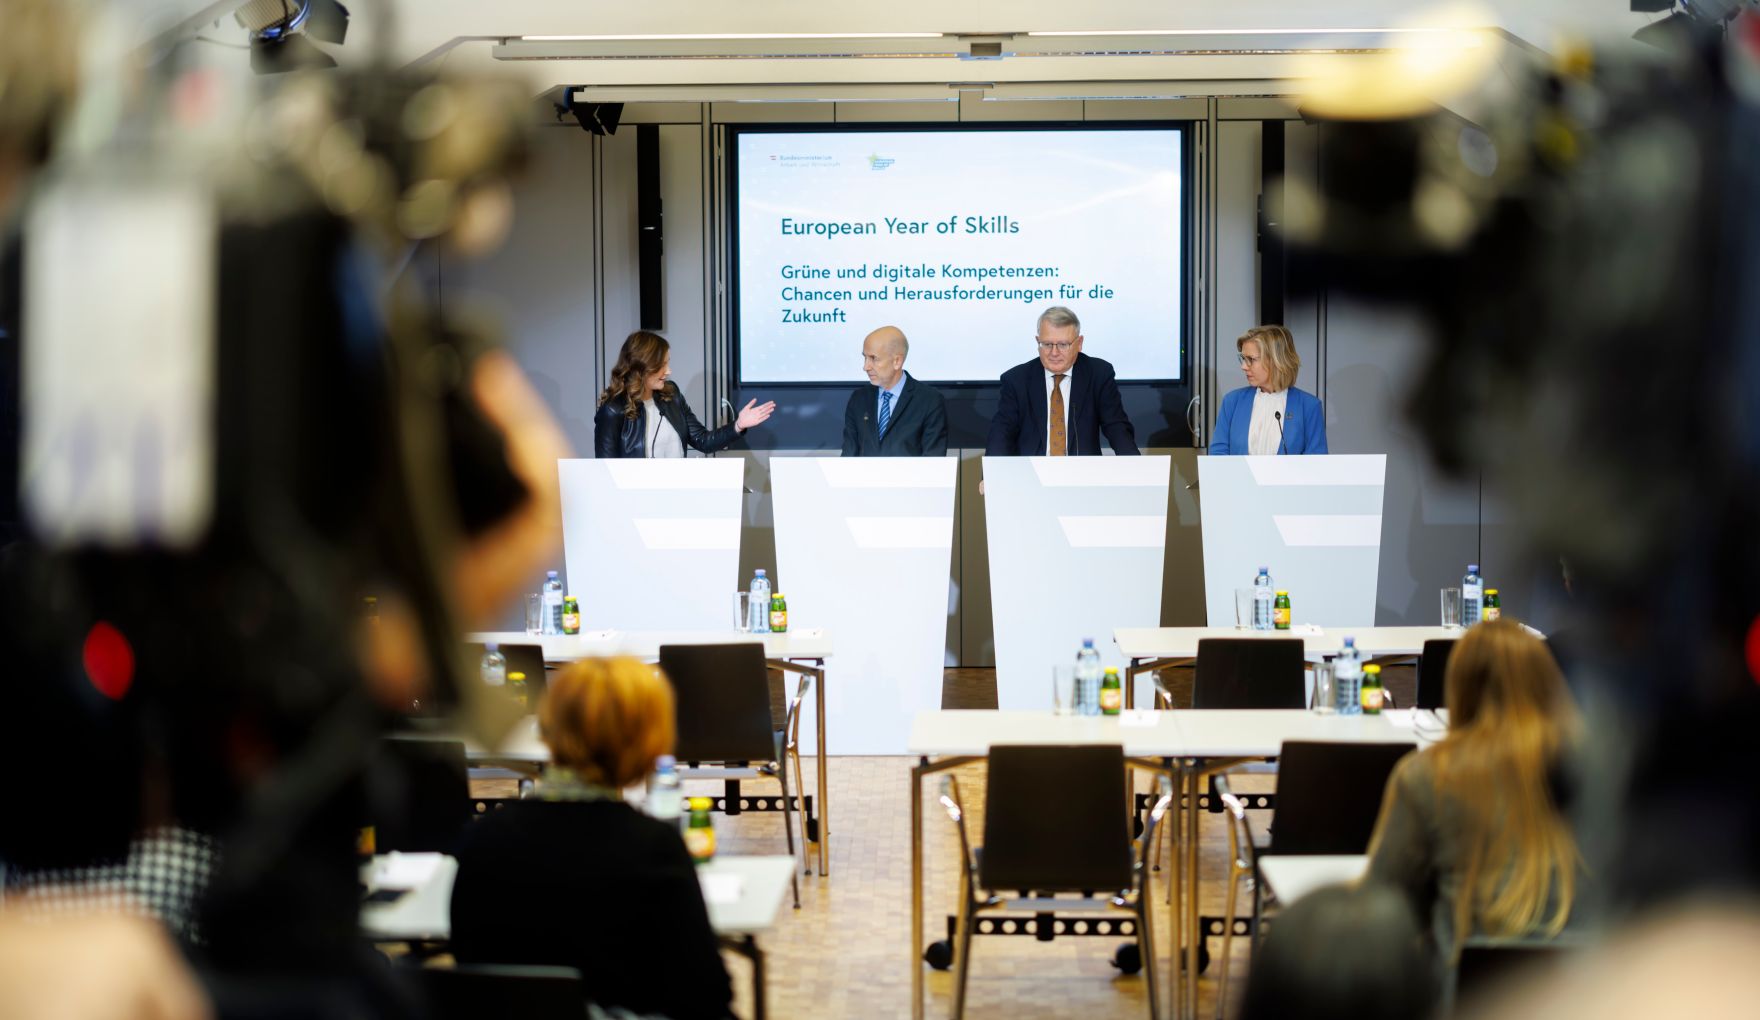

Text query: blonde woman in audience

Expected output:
[450,657,732,1020]
[1366,619,1583,967]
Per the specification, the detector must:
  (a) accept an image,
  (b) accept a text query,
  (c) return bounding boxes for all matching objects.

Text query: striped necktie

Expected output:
[878,389,893,441]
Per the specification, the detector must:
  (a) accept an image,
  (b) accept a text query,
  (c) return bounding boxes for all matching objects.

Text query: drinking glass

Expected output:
[733,591,752,633]
[1311,663,1337,715]
[1234,588,1256,630]
[1051,666,1078,716]
[523,594,544,636]
[1440,587,1463,629]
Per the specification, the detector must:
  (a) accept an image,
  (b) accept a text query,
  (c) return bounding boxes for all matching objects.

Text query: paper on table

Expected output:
[1291,624,1325,636]
[1118,710,1160,728]
[372,852,444,889]
[1382,709,1416,728]
[700,872,745,905]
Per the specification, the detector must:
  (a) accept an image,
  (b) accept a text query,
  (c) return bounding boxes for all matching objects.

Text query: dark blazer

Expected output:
[593,384,741,459]
[1208,385,1328,455]
[841,373,948,457]
[984,352,1140,456]
[450,799,734,1020]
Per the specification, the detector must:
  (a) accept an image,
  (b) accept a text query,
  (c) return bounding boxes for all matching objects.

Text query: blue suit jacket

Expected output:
[1209,385,1328,455]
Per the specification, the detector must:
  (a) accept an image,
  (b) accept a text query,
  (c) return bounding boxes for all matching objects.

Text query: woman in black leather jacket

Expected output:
[593,331,775,458]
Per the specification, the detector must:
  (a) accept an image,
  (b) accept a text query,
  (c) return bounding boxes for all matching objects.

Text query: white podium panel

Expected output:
[1198,454,1387,628]
[772,457,955,755]
[559,459,745,632]
[984,457,1170,710]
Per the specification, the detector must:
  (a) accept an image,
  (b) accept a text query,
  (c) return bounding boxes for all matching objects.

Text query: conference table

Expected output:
[906,709,1423,1020]
[361,852,798,1019]
[1112,626,1459,709]
[467,628,836,875]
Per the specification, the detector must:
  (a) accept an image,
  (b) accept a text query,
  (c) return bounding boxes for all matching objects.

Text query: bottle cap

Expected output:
[1468,564,1479,573]
[772,592,784,599]
[756,568,767,576]
[485,641,499,651]
[548,570,559,578]
[656,754,676,770]
[508,672,526,682]
[1486,588,1499,595]
[1275,589,1289,595]
[689,796,712,810]
[1082,638,1095,647]
[1259,566,1269,573]
[1364,663,1382,674]
[1343,636,1355,646]
[1104,667,1118,675]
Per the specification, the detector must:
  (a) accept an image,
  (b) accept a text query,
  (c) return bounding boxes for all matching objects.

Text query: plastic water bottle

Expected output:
[1076,638,1103,716]
[542,570,564,635]
[1253,567,1274,631]
[648,755,683,831]
[749,569,771,633]
[481,642,506,687]
[1334,637,1362,716]
[1462,564,1484,627]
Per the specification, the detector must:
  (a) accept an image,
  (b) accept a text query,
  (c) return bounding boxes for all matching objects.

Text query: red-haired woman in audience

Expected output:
[450,657,732,1020]
[1366,619,1584,974]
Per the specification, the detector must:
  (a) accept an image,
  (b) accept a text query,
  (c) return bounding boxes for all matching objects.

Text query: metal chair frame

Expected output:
[938,758,1175,1020]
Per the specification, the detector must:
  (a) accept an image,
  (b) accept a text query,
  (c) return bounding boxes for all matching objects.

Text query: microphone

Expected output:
[1275,410,1287,455]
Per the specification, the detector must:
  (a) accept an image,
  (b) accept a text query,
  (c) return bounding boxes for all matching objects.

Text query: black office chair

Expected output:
[414,964,589,1020]
[1416,638,1457,710]
[939,744,1173,1020]
[659,643,805,907]
[1212,740,1416,1018]
[1192,638,1307,709]
[372,737,473,854]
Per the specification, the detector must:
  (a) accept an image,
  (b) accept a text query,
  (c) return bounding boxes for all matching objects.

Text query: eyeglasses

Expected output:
[1035,339,1076,353]
[1238,354,1262,367]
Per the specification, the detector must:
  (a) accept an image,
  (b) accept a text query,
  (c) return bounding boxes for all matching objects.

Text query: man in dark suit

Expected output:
[841,325,948,456]
[985,306,1139,456]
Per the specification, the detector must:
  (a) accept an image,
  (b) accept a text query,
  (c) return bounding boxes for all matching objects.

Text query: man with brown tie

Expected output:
[984,305,1140,457]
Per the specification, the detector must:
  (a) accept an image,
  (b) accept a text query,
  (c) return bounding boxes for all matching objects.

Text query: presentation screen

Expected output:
[732,126,1185,385]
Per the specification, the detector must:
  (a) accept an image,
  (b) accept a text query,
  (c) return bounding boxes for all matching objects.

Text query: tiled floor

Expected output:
[473,665,1417,1019]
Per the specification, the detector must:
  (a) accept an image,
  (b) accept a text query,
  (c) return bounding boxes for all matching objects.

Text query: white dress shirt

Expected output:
[1043,367,1073,454]
[1247,388,1290,455]
[642,397,686,458]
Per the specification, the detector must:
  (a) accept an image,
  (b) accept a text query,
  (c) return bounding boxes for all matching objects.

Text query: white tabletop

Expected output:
[1113,626,1459,660]
[359,852,794,941]
[696,855,797,936]
[360,852,456,942]
[1256,854,1368,906]
[465,629,834,662]
[907,709,1418,759]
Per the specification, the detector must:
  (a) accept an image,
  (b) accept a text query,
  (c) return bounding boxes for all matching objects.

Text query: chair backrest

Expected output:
[1416,639,1456,710]
[416,964,588,1020]
[1266,741,1415,855]
[979,744,1133,893]
[373,737,472,853]
[1193,638,1306,709]
[659,643,778,763]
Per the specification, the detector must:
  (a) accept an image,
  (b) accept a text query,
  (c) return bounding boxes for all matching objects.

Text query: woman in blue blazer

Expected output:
[1209,324,1328,455]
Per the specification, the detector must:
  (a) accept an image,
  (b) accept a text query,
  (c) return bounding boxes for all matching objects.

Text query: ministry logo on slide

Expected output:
[867,153,896,170]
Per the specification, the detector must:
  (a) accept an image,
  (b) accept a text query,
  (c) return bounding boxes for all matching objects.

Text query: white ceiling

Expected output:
[148,0,1665,99]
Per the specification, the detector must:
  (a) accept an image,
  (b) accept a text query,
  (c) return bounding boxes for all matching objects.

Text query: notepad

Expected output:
[371,852,444,890]
[700,872,745,905]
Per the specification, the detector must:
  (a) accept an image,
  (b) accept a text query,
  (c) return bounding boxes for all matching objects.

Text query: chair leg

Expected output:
[1138,896,1160,1020]
[789,743,811,873]
[775,765,801,909]
[1215,859,1244,1020]
[952,885,976,1020]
